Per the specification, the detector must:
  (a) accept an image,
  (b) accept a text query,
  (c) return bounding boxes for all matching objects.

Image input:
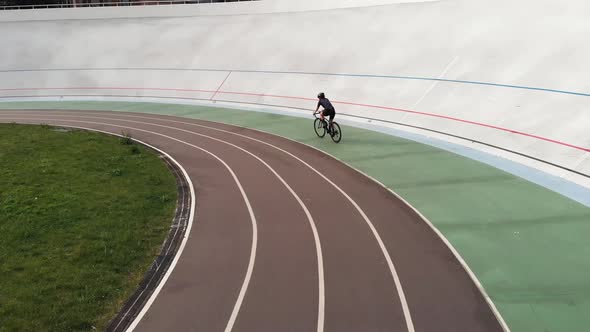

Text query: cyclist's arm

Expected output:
[314,100,324,114]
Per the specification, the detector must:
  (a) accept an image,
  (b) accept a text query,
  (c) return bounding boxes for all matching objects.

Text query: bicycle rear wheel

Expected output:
[314,118,326,138]
[330,122,342,143]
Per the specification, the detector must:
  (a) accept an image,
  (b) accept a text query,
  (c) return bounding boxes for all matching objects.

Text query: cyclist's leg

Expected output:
[328,110,335,131]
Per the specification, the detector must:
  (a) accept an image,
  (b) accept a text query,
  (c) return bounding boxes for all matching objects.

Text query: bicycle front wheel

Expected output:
[314,118,326,138]
[330,122,342,143]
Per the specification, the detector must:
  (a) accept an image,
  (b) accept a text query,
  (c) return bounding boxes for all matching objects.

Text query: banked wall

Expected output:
[1,0,589,187]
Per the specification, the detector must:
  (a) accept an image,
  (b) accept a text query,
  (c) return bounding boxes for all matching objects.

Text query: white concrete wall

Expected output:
[1,0,589,186]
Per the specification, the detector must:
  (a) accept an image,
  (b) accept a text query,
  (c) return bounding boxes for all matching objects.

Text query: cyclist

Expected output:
[314,92,336,135]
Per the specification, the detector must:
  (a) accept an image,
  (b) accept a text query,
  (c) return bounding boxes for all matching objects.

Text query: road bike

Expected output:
[313,112,342,143]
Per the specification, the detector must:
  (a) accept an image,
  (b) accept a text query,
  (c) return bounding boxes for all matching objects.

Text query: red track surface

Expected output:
[0,110,505,332]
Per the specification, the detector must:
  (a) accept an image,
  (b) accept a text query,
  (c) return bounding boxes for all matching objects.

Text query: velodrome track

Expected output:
[0,109,505,332]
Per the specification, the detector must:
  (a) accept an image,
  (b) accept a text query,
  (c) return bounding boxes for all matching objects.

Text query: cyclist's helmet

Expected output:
[317,92,325,98]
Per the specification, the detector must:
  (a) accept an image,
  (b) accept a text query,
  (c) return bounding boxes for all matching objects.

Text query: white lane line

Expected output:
[0,120,196,331]
[4,110,510,331]
[0,117,258,332]
[115,161,187,331]
[198,129,326,332]
[14,111,411,331]
[131,112,511,332]
[13,124,195,332]
[16,112,326,332]
[108,113,415,331]
[150,114,509,332]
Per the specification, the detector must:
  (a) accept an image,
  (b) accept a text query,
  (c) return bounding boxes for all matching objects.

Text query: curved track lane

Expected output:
[0,110,505,332]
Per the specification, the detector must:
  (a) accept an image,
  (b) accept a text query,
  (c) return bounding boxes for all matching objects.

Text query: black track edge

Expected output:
[105,143,192,332]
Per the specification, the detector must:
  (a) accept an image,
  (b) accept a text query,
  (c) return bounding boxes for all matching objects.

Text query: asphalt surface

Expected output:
[0,110,505,332]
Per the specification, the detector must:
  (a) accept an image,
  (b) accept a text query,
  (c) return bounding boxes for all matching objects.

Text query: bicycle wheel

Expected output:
[314,118,326,138]
[330,122,342,143]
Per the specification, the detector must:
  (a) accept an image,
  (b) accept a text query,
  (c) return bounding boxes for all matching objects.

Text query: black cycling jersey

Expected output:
[317,97,335,111]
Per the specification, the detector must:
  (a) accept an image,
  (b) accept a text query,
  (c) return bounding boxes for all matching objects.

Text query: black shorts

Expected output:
[322,108,336,121]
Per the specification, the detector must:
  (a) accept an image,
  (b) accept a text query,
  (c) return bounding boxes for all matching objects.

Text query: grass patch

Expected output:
[0,123,177,331]
[119,131,133,145]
